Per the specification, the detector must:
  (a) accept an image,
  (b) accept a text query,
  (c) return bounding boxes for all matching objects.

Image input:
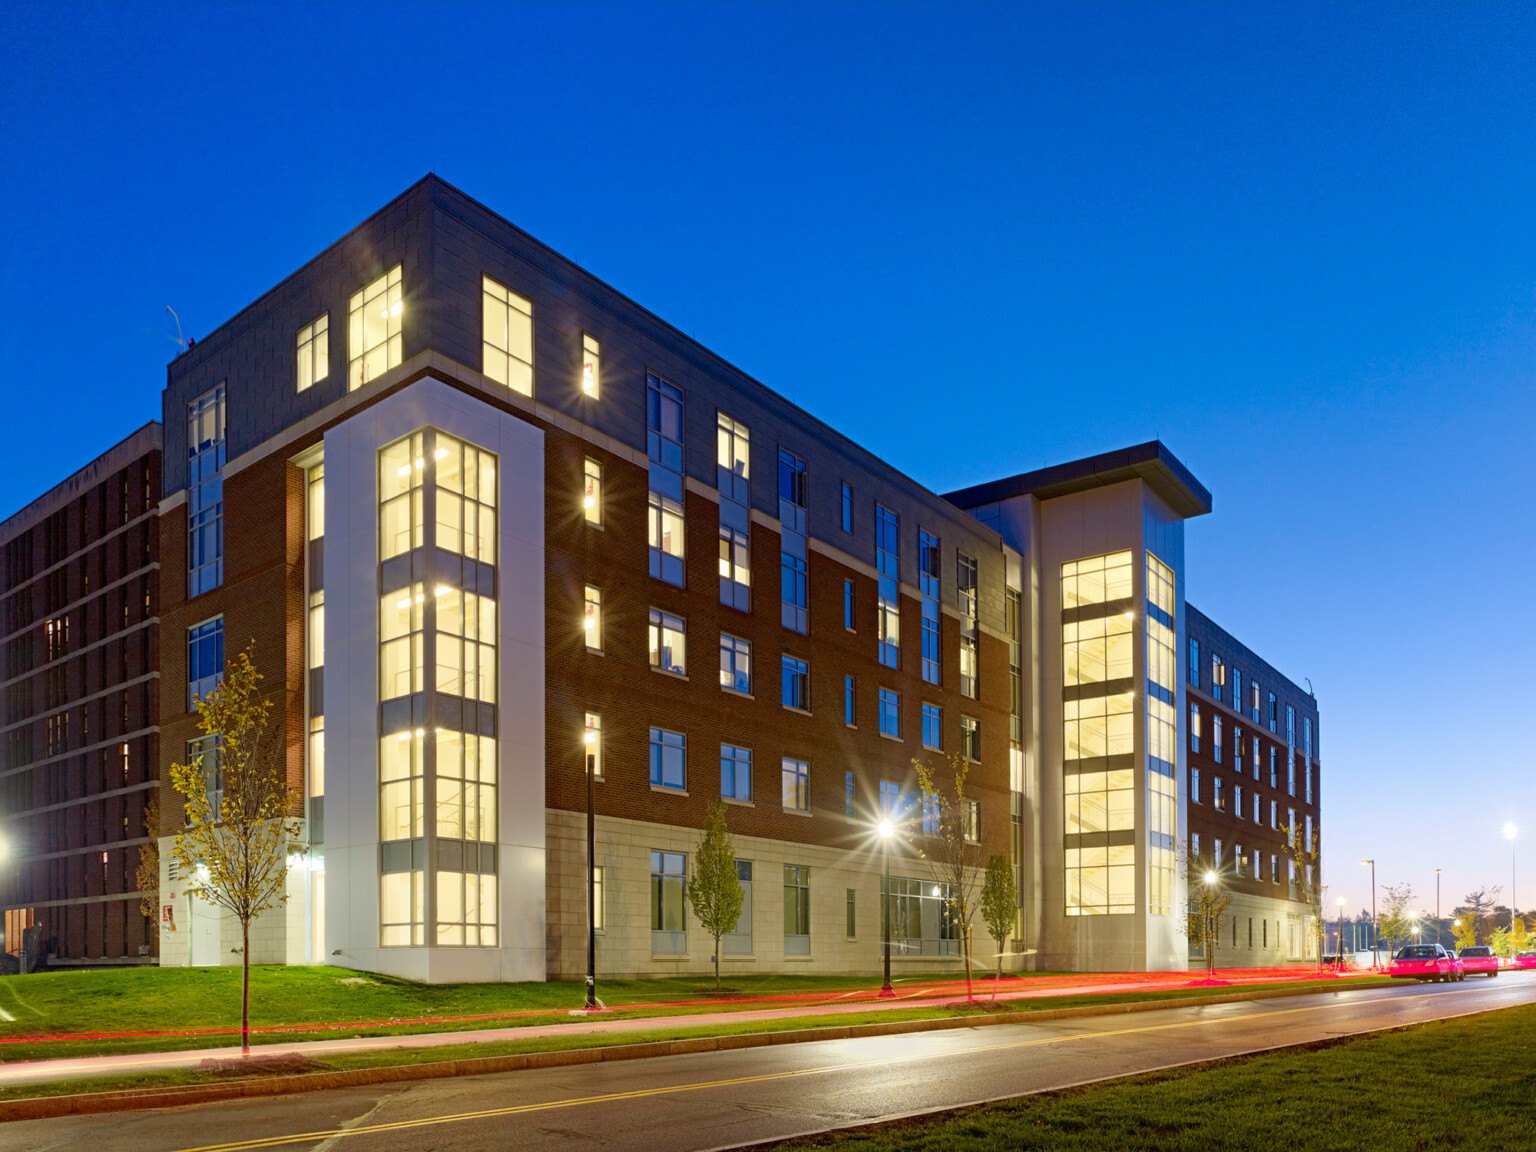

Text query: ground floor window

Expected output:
[651,850,686,953]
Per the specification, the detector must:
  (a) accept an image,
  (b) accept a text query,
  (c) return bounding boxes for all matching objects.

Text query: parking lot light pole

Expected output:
[1435,868,1442,950]
[1337,897,1346,967]
[1505,823,1518,945]
[1360,858,1378,969]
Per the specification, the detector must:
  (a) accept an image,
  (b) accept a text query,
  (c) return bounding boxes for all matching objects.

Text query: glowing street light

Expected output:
[583,727,599,1012]
[878,818,895,997]
[1202,870,1219,978]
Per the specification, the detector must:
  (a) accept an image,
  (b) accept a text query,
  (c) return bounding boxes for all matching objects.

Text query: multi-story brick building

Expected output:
[0,424,162,966]
[0,176,1322,979]
[1184,605,1322,962]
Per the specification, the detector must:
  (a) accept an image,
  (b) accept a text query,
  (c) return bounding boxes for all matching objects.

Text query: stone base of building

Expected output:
[1192,890,1318,968]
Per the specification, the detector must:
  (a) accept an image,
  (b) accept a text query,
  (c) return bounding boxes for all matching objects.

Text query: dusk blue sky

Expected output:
[3,3,1532,927]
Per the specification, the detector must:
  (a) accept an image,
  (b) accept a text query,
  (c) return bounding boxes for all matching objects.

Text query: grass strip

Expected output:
[769,1000,1536,1151]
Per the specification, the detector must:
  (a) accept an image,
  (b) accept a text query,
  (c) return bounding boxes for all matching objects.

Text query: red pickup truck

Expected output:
[1458,946,1500,977]
[1389,944,1462,982]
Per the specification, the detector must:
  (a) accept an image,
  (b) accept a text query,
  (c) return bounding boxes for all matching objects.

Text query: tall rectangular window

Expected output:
[435,730,497,842]
[650,850,686,950]
[436,871,497,947]
[876,505,900,668]
[879,779,900,819]
[307,591,325,672]
[922,703,942,751]
[647,375,684,470]
[581,332,600,398]
[1268,692,1278,733]
[434,586,497,703]
[435,433,497,564]
[961,715,980,761]
[379,433,424,560]
[719,633,752,694]
[649,727,686,791]
[840,481,853,533]
[296,314,329,391]
[482,276,534,395]
[781,552,808,634]
[1191,767,1201,804]
[777,449,808,528]
[781,757,809,811]
[584,712,603,779]
[843,579,855,630]
[1188,637,1200,688]
[583,585,602,650]
[781,655,810,711]
[721,744,752,801]
[878,688,900,738]
[778,448,809,632]
[349,265,402,389]
[187,382,226,596]
[844,675,856,726]
[379,729,425,840]
[187,616,224,710]
[719,526,750,610]
[380,871,424,946]
[648,609,686,675]
[380,585,424,700]
[963,799,980,844]
[957,552,979,697]
[188,733,222,813]
[648,493,685,585]
[716,412,750,503]
[919,529,941,685]
[1191,702,1202,753]
[1211,654,1226,702]
[784,864,810,951]
[583,458,603,525]
[1213,714,1223,763]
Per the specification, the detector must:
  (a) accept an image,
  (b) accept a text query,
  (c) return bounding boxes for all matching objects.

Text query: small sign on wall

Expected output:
[162,905,177,932]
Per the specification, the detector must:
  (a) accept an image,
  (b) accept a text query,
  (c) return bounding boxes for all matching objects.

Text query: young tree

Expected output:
[134,796,161,948]
[980,853,1017,1000]
[912,752,984,1001]
[1281,821,1326,967]
[1489,926,1512,960]
[170,646,304,1055]
[1183,850,1231,978]
[687,801,744,991]
[1452,915,1478,952]
[1510,915,1531,957]
[1377,882,1418,957]
[1454,887,1503,945]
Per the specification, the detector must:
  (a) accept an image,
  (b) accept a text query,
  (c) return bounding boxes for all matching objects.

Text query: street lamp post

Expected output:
[583,731,599,1011]
[1360,858,1378,969]
[1435,868,1442,951]
[1336,897,1346,968]
[878,818,895,997]
[1203,870,1218,978]
[1505,823,1518,948]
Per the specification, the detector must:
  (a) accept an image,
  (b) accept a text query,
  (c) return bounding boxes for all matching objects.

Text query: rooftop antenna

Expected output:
[166,305,190,352]
[1304,677,1314,698]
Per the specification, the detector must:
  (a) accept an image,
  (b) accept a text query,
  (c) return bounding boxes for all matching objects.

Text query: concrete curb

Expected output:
[0,982,1371,1123]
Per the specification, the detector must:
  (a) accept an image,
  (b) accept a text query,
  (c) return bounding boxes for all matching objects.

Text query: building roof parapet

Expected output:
[0,421,163,544]
[943,440,1212,520]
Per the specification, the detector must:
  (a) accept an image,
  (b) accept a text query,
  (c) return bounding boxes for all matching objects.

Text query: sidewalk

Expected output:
[0,966,1370,1090]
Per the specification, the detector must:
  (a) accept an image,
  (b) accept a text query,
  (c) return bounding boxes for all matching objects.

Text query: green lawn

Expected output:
[772,1001,1536,1151]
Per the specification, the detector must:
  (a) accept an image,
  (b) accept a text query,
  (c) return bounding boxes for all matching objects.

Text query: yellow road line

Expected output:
[170,995,1392,1152]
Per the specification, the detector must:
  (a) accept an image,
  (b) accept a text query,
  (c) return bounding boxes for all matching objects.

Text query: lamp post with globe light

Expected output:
[1360,858,1378,969]
[1203,870,1219,978]
[878,818,895,997]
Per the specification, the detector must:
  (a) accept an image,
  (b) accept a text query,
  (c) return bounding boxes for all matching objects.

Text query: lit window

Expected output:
[1191,767,1201,804]
[721,744,752,801]
[963,799,980,844]
[719,526,750,610]
[879,779,901,819]
[877,506,900,668]
[379,433,424,561]
[650,850,687,947]
[878,688,900,739]
[296,314,329,391]
[433,585,497,703]
[649,728,686,791]
[781,757,810,811]
[307,463,325,541]
[716,412,750,502]
[187,733,221,814]
[482,276,533,396]
[719,634,751,694]
[349,265,402,390]
[581,332,600,398]
[379,585,424,700]
[583,712,603,778]
[434,434,498,564]
[583,458,602,525]
[307,590,324,671]
[961,715,980,762]
[784,864,810,944]
[648,609,686,675]
[380,870,424,946]
[583,585,602,650]
[379,728,425,840]
[436,870,497,947]
[434,729,497,842]
[187,617,224,710]
[781,655,810,711]
[1191,702,1202,753]
[958,552,979,697]
[648,493,686,585]
[921,703,941,751]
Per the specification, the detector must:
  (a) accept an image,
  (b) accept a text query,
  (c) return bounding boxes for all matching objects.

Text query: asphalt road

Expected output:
[8,974,1533,1152]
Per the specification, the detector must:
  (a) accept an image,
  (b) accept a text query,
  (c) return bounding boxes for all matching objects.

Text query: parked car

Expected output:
[1513,951,1536,971]
[1388,944,1461,982]
[1458,945,1500,977]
